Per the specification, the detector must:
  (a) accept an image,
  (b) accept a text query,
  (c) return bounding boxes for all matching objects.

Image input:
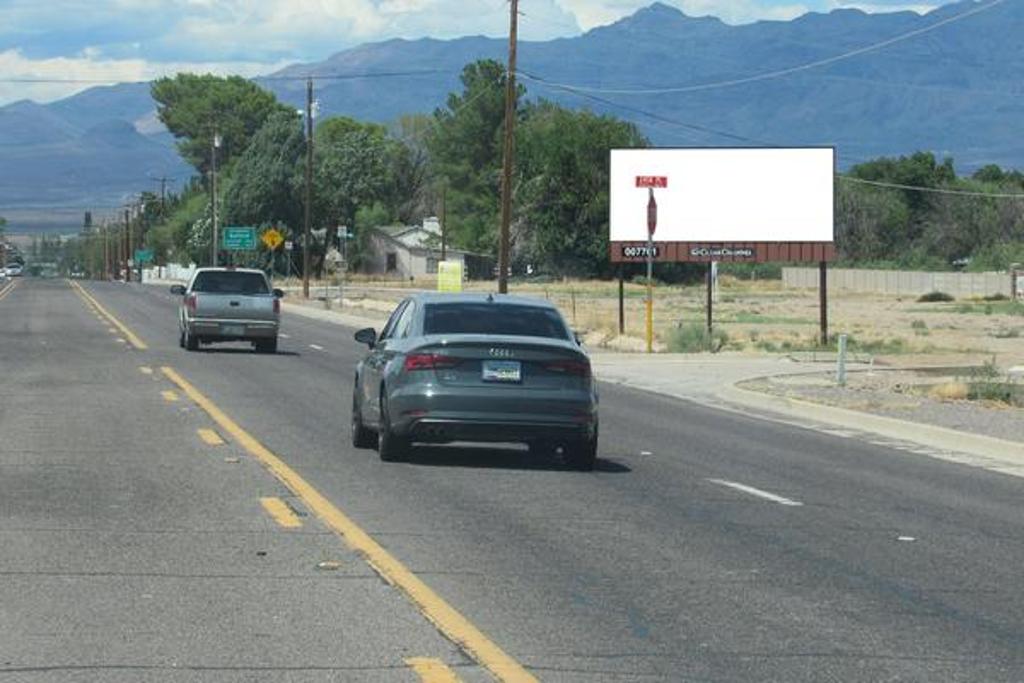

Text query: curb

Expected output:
[721,383,1024,471]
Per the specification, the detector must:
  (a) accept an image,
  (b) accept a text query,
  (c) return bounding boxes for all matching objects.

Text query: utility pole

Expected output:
[303,77,313,299]
[497,0,519,294]
[440,185,447,262]
[103,219,110,280]
[211,133,221,267]
[124,208,131,283]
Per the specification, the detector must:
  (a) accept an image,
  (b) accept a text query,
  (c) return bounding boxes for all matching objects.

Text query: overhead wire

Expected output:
[516,0,1008,95]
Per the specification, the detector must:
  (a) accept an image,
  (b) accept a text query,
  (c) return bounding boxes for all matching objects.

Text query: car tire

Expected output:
[351,390,376,449]
[565,430,598,472]
[178,328,185,348]
[185,327,199,351]
[377,395,407,462]
[255,338,278,354]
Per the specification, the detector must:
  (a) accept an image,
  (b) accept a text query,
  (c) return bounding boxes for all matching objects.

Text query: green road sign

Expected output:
[134,249,154,264]
[222,226,257,250]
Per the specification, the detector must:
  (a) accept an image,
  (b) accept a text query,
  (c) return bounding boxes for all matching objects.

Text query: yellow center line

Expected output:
[406,658,464,683]
[161,390,179,402]
[160,366,538,683]
[67,280,148,350]
[260,497,303,528]
[197,428,225,446]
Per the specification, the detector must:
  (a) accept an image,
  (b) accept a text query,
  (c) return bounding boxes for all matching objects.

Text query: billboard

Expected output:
[610,147,834,243]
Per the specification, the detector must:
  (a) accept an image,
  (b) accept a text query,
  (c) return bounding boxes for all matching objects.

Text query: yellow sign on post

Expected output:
[437,261,463,292]
[261,227,284,250]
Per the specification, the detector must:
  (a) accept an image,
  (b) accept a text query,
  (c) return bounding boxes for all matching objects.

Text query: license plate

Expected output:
[222,324,245,336]
[482,360,521,383]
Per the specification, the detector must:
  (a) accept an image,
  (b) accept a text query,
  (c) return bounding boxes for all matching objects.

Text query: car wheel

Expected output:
[565,430,598,471]
[185,328,199,351]
[377,395,407,462]
[351,389,376,449]
[255,338,278,354]
[178,328,185,348]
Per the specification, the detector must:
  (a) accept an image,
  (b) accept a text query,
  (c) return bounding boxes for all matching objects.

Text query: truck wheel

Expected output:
[255,338,277,354]
[185,328,199,351]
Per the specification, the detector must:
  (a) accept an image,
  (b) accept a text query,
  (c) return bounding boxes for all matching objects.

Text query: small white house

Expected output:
[363,217,471,279]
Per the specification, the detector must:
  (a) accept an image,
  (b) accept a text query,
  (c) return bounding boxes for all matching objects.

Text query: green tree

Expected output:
[428,59,521,254]
[224,110,305,232]
[151,74,291,174]
[515,101,647,277]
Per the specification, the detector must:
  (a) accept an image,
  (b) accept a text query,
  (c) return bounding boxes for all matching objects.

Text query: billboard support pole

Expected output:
[819,260,829,346]
[706,263,713,336]
[618,266,625,335]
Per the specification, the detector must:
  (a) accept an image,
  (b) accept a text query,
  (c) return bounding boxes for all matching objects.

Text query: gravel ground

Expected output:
[740,368,1024,444]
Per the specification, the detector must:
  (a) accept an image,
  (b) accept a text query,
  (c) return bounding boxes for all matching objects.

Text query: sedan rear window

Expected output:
[423,303,570,339]
[192,272,269,295]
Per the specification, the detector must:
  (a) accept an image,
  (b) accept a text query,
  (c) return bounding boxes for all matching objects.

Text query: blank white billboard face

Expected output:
[610,148,834,242]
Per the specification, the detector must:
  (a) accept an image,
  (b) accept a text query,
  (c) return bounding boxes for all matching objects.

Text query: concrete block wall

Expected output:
[783,268,1013,298]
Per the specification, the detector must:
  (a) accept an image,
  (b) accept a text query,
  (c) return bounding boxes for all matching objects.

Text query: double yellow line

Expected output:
[68,280,148,350]
[0,278,18,303]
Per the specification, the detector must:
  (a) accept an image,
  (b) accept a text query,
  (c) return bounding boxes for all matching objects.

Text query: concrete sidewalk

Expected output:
[281,298,1024,477]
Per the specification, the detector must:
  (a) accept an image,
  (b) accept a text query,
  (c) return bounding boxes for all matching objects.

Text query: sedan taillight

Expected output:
[403,353,461,371]
[543,359,591,377]
[273,297,280,315]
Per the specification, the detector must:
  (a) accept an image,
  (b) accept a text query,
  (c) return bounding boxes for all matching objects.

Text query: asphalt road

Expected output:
[3,278,1024,682]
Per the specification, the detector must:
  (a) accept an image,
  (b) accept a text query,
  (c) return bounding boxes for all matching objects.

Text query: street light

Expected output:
[211,132,222,267]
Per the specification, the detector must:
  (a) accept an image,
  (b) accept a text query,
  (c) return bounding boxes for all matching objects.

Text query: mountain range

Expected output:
[3,0,1023,232]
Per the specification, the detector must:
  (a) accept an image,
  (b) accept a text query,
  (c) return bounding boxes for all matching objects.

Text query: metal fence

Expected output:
[783,267,1016,299]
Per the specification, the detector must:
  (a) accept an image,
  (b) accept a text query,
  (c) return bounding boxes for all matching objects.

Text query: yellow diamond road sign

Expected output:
[261,228,284,250]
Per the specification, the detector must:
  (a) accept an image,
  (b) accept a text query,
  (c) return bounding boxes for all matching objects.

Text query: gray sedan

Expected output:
[351,292,599,469]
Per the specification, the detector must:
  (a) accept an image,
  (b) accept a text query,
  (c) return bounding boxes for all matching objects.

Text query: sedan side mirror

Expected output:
[272,288,285,299]
[573,331,584,346]
[170,284,186,296]
[354,327,377,348]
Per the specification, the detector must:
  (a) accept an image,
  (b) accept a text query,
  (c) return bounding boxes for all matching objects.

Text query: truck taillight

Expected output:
[273,298,280,315]
[186,293,197,313]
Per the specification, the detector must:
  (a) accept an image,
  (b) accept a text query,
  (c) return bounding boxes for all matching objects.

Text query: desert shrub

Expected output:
[917,291,954,303]
[667,323,728,353]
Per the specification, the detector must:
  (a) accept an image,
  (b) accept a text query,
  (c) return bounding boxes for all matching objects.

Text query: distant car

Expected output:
[170,267,284,353]
[351,292,599,469]
[5,264,23,277]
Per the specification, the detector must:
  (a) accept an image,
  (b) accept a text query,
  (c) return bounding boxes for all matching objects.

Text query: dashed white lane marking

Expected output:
[309,344,324,351]
[707,479,804,506]
[280,333,291,339]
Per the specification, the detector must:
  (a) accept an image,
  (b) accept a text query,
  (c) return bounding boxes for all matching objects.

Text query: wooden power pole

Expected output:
[303,77,313,299]
[497,0,519,294]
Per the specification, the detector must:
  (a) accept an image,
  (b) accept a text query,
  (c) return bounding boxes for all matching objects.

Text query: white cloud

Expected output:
[0,49,290,105]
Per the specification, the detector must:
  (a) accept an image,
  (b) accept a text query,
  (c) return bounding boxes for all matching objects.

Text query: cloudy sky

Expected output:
[0,0,960,104]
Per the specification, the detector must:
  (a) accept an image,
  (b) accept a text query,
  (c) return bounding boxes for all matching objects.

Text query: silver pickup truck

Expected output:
[170,267,284,353]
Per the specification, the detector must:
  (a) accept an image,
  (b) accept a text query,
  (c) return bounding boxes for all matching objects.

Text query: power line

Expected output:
[529,73,1024,199]
[516,0,1007,96]
[839,175,1024,198]
[0,69,450,86]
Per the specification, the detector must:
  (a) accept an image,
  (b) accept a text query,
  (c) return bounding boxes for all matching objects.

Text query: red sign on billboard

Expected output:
[635,176,668,188]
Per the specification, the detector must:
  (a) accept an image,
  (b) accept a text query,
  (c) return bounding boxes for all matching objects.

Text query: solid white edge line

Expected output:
[707,478,804,506]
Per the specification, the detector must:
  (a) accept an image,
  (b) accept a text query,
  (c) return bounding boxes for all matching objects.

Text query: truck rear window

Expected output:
[423,303,570,339]
[192,272,269,295]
